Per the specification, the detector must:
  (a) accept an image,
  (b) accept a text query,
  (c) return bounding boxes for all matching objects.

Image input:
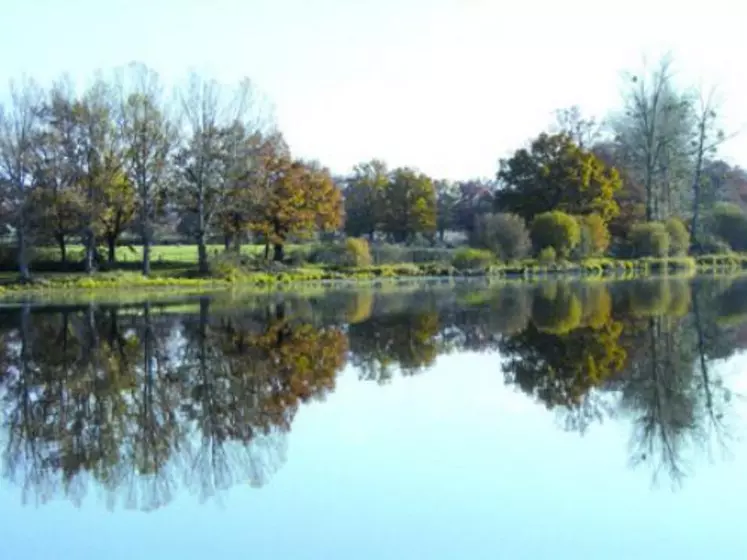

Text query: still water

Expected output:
[2,277,747,559]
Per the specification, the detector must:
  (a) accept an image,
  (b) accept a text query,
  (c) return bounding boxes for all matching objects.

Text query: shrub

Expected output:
[629,222,669,257]
[575,213,610,258]
[452,247,495,270]
[369,244,453,265]
[707,202,747,251]
[344,238,372,267]
[665,217,690,256]
[538,246,557,264]
[530,211,580,258]
[471,212,531,261]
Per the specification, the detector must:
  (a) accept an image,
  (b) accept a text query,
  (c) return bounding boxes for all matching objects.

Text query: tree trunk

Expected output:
[273,243,285,262]
[264,243,270,260]
[84,229,95,274]
[57,234,67,264]
[107,235,117,264]
[197,230,209,274]
[691,120,706,254]
[142,238,151,276]
[223,234,231,252]
[17,225,30,283]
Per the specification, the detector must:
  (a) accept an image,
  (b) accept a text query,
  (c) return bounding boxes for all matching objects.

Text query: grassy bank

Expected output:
[1,249,747,297]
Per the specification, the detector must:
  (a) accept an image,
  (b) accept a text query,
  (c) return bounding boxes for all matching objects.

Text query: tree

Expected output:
[95,155,137,263]
[552,105,603,149]
[496,132,621,223]
[381,167,437,243]
[665,217,689,256]
[174,74,265,273]
[248,153,343,262]
[31,82,84,264]
[434,179,459,241]
[453,179,495,234]
[707,202,747,251]
[0,77,44,281]
[576,213,611,257]
[117,64,175,276]
[342,159,387,239]
[471,212,530,260]
[612,55,694,221]
[530,211,581,258]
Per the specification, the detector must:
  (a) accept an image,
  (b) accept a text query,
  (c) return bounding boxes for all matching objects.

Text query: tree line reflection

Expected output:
[2,277,747,509]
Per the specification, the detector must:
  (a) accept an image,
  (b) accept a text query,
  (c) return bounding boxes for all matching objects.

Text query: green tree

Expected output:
[707,202,747,251]
[343,159,387,239]
[496,132,621,222]
[530,211,581,258]
[434,179,459,241]
[382,167,437,243]
[575,213,610,258]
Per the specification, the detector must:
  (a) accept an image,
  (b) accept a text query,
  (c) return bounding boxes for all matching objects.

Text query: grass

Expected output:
[1,243,747,296]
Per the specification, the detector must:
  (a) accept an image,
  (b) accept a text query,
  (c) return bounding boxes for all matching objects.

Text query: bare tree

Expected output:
[0,78,44,282]
[552,105,604,149]
[174,73,265,273]
[116,63,175,276]
[613,55,694,221]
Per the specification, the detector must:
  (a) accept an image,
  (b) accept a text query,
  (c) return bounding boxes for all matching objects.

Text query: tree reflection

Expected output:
[2,276,747,505]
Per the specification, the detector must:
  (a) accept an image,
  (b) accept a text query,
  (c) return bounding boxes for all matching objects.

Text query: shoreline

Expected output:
[0,254,745,298]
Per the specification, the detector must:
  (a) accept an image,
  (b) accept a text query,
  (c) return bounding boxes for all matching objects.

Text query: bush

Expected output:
[344,238,372,266]
[369,244,453,265]
[530,211,580,258]
[452,247,495,270]
[538,246,557,264]
[307,238,372,267]
[665,217,690,256]
[471,212,531,261]
[707,202,747,251]
[575,213,610,258]
[629,222,670,257]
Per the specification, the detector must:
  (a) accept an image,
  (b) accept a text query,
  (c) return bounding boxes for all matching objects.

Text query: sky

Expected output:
[2,0,746,180]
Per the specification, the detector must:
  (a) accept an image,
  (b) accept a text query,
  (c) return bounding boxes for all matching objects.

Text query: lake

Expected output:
[2,277,747,559]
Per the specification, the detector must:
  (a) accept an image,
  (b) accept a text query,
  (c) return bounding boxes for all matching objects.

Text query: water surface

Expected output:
[2,277,747,559]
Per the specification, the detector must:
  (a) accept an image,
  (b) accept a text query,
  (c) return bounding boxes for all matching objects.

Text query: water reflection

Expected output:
[1,276,747,510]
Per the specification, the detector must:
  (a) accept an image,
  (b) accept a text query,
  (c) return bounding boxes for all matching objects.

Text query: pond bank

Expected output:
[0,254,745,297]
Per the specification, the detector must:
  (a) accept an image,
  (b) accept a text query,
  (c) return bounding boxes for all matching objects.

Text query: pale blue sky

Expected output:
[2,0,745,179]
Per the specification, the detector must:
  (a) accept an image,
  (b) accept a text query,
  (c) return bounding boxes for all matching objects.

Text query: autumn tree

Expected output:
[117,64,176,276]
[342,159,388,239]
[248,152,343,262]
[381,167,437,243]
[495,132,621,223]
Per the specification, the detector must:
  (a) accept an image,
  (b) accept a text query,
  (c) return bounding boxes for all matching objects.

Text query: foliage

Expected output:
[452,247,494,270]
[496,132,621,223]
[342,159,388,238]
[308,238,372,267]
[665,217,690,256]
[434,179,460,238]
[470,212,531,261]
[707,202,747,251]
[538,246,557,264]
[381,167,437,242]
[575,213,611,258]
[629,222,670,257]
[530,211,581,258]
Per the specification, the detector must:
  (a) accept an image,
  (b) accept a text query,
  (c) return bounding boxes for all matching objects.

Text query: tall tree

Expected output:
[496,132,621,223]
[0,78,44,281]
[175,74,264,273]
[381,167,437,243]
[117,64,175,276]
[613,56,694,221]
[342,159,388,239]
[434,179,459,241]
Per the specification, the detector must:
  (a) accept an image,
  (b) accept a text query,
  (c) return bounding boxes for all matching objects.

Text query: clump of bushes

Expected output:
[369,244,454,265]
[452,247,495,270]
[538,246,557,264]
[470,212,531,260]
[530,211,580,258]
[665,217,690,256]
[629,222,669,257]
